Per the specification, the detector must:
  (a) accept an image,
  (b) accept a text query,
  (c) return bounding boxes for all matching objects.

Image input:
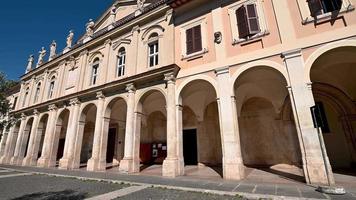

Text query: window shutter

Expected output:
[246,4,260,35]
[308,0,322,17]
[193,25,202,52]
[236,6,249,39]
[186,28,194,54]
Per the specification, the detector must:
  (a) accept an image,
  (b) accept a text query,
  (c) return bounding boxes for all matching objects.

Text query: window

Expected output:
[148,41,159,67]
[91,58,100,85]
[236,4,260,39]
[48,78,55,99]
[186,25,202,55]
[22,88,29,107]
[117,48,126,77]
[308,0,343,17]
[34,83,41,103]
[12,97,18,110]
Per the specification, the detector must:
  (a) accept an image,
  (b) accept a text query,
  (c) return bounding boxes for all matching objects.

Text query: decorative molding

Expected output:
[281,49,302,60]
[126,83,136,92]
[48,104,58,111]
[215,66,230,76]
[96,91,105,99]
[141,24,165,41]
[69,98,81,106]
[112,39,132,50]
[33,109,40,116]
[105,39,112,46]
[79,49,89,57]
[21,113,27,120]
[164,72,176,84]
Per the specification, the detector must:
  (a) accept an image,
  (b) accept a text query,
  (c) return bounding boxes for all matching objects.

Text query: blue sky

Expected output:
[0,0,113,80]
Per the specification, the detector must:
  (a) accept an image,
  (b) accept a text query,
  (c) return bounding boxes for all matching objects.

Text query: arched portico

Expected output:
[133,89,168,175]
[233,65,304,182]
[11,117,34,165]
[309,46,356,174]
[177,79,223,178]
[52,109,70,167]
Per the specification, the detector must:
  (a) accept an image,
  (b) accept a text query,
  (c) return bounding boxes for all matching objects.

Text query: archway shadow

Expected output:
[11,190,87,200]
[256,166,306,183]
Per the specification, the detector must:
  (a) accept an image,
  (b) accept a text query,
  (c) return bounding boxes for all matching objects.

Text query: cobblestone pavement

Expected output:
[0,165,356,200]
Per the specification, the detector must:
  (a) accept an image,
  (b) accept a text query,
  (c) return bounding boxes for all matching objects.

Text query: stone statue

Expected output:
[66,30,74,48]
[26,55,34,73]
[137,0,145,11]
[36,47,46,68]
[86,19,95,38]
[49,40,57,61]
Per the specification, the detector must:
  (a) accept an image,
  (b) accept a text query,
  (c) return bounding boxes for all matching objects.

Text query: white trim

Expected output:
[227,0,269,45]
[180,16,208,59]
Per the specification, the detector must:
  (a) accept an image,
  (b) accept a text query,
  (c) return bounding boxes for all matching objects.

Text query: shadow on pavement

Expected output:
[11,190,87,200]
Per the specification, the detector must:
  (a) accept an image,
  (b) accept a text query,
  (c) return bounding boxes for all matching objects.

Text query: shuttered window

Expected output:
[308,0,343,17]
[186,25,202,55]
[236,4,260,39]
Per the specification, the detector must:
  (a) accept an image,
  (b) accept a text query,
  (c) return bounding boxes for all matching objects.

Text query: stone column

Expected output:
[10,114,27,165]
[119,84,136,173]
[0,131,9,157]
[87,92,106,171]
[215,67,245,180]
[282,49,333,185]
[162,72,181,177]
[37,105,58,167]
[0,126,18,164]
[23,110,40,166]
[59,98,81,169]
[176,104,185,175]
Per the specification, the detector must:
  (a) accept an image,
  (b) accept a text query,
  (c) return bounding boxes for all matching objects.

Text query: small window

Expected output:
[34,83,41,103]
[22,89,29,107]
[186,25,202,55]
[48,78,55,99]
[117,48,126,77]
[148,41,159,67]
[91,58,100,85]
[236,4,260,39]
[308,0,342,17]
[12,97,18,110]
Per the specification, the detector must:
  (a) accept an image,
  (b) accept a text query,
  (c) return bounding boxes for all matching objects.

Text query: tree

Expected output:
[0,72,18,130]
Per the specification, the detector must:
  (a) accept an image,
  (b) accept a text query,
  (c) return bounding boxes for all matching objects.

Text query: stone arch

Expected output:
[135,87,167,112]
[104,95,128,119]
[304,39,356,82]
[177,74,220,103]
[231,60,290,96]
[141,24,165,41]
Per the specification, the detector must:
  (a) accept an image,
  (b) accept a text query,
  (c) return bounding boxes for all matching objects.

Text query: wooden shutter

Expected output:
[246,4,260,35]
[308,0,322,17]
[193,25,202,52]
[236,6,249,39]
[186,28,193,54]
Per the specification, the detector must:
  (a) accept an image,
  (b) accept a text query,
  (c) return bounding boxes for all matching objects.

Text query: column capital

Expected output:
[306,82,313,90]
[214,66,230,76]
[104,39,112,46]
[131,25,140,34]
[79,49,89,57]
[33,109,40,116]
[69,98,81,106]
[20,113,27,120]
[164,72,176,84]
[48,104,58,111]
[126,83,136,93]
[286,85,293,92]
[176,104,183,111]
[96,91,105,99]
[281,49,302,60]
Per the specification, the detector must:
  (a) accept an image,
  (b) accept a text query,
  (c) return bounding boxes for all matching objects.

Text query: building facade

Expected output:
[0,0,355,185]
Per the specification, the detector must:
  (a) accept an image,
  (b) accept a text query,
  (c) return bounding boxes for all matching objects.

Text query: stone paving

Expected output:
[0,164,356,199]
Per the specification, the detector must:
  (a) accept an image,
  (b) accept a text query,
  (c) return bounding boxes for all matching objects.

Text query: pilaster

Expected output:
[282,49,333,185]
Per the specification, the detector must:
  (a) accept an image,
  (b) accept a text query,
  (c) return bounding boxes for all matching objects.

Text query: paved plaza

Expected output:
[0,165,355,199]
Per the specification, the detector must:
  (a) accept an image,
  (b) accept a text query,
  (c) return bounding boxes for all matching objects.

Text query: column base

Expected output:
[223,162,245,180]
[0,156,12,164]
[305,160,334,185]
[87,158,106,172]
[10,156,24,166]
[37,157,55,168]
[59,158,74,170]
[119,158,135,173]
[22,157,37,166]
[162,158,181,177]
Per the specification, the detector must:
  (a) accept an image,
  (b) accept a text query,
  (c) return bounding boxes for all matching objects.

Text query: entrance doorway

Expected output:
[106,128,117,163]
[183,129,198,165]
